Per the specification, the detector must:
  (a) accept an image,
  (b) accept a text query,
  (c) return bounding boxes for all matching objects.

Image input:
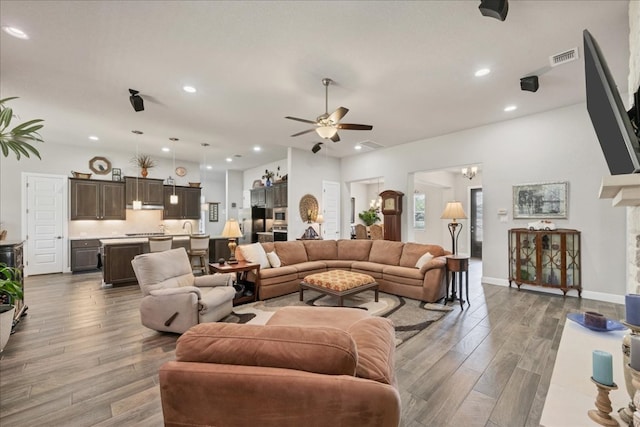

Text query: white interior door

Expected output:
[25,174,66,275]
[322,181,340,240]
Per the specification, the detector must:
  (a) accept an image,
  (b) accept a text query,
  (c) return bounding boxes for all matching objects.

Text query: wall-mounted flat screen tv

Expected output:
[583,29,640,175]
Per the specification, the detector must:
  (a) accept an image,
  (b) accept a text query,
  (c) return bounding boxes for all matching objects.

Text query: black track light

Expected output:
[312,142,323,154]
[479,0,508,21]
[129,88,144,112]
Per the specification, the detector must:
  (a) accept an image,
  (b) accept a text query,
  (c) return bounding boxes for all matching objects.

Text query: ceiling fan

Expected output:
[285,78,373,142]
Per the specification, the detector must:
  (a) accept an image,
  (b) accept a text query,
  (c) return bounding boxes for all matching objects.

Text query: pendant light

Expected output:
[132,130,143,210]
[200,143,209,212]
[170,138,179,204]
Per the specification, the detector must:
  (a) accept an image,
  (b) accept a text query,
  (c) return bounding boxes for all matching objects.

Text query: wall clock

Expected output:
[89,156,112,175]
[175,166,187,177]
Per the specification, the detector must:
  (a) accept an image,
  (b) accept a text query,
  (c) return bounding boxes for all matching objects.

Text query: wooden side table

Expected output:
[209,260,260,306]
[445,255,470,309]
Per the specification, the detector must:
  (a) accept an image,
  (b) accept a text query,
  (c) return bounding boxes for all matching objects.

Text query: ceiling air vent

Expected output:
[549,47,579,67]
[358,140,384,150]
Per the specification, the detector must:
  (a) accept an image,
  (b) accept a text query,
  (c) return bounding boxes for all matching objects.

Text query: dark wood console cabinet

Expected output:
[0,240,26,328]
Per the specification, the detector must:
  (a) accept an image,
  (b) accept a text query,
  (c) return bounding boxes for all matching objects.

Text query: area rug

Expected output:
[221,290,453,346]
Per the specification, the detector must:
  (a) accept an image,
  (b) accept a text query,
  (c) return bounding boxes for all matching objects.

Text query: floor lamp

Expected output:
[221,219,243,264]
[440,201,467,255]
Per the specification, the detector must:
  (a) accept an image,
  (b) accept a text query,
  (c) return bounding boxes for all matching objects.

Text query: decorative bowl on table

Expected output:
[567,312,627,332]
[71,171,92,179]
[188,182,200,188]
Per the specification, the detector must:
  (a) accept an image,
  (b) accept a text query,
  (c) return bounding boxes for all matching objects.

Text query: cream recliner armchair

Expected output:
[131,248,236,334]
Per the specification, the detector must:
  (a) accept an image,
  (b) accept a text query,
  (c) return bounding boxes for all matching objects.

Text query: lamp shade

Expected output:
[221,219,243,238]
[316,214,324,224]
[441,201,467,221]
[316,125,338,139]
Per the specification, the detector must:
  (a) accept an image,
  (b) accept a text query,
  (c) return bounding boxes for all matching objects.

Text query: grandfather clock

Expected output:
[380,190,404,241]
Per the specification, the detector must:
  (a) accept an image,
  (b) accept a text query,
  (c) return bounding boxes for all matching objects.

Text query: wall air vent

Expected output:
[358,140,384,150]
[549,48,579,67]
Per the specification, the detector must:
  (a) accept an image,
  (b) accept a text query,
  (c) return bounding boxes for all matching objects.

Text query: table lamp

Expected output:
[221,219,243,264]
[316,214,324,238]
[440,201,467,255]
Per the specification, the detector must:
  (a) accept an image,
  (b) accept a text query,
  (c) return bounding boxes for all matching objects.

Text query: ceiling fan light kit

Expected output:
[286,77,372,142]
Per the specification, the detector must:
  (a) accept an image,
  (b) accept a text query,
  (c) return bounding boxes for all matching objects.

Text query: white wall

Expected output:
[342,103,626,297]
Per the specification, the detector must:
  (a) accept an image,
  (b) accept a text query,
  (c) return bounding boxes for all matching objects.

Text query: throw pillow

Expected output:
[415,252,433,269]
[238,243,270,269]
[266,251,281,268]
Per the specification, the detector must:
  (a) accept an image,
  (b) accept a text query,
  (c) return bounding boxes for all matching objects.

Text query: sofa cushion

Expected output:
[351,261,384,279]
[274,241,308,266]
[266,306,370,331]
[259,265,298,280]
[348,317,396,385]
[238,243,270,269]
[324,260,355,269]
[382,265,425,286]
[266,251,281,268]
[293,261,328,277]
[414,252,434,269]
[399,243,445,267]
[176,323,358,376]
[337,239,373,261]
[260,242,275,254]
[303,240,338,261]
[369,240,404,266]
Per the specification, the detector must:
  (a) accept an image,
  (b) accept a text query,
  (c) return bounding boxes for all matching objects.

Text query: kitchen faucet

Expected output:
[182,221,192,235]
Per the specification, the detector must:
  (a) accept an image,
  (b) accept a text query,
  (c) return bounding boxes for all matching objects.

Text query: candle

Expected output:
[592,350,614,386]
[626,294,640,326]
[631,335,640,371]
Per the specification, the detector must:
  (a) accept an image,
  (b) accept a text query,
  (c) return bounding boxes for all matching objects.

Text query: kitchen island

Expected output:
[99,235,231,287]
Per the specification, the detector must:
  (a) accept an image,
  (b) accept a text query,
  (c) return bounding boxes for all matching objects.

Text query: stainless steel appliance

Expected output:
[272,225,288,241]
[273,207,287,226]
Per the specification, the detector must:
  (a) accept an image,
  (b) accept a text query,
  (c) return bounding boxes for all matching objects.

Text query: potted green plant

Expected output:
[358,208,381,226]
[0,97,45,160]
[262,169,275,186]
[0,263,23,352]
[131,154,156,177]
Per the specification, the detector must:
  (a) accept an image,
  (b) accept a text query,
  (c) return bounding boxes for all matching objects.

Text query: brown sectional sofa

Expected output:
[237,239,449,303]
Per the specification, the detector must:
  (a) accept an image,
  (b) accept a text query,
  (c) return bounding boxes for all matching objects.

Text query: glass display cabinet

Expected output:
[508,228,581,296]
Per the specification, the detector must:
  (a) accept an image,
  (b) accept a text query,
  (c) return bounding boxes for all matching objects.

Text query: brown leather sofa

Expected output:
[159,306,401,427]
[237,239,449,302]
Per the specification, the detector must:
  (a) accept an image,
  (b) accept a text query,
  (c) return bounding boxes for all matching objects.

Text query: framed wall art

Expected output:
[208,202,219,222]
[512,181,568,219]
[111,167,122,182]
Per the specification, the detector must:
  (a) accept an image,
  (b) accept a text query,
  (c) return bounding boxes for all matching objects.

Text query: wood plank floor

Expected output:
[0,261,624,426]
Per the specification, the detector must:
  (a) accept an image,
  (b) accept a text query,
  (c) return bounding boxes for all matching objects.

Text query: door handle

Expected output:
[56,236,63,239]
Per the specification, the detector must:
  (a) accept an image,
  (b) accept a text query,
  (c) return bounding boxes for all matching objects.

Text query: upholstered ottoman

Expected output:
[300,270,378,306]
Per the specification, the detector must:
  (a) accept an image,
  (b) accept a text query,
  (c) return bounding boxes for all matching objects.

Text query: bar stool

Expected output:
[188,234,210,275]
[148,236,173,252]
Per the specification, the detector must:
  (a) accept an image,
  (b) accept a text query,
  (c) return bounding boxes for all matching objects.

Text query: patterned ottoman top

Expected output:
[303,270,376,292]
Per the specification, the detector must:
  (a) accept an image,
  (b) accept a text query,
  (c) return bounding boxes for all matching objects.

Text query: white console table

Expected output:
[540,319,630,427]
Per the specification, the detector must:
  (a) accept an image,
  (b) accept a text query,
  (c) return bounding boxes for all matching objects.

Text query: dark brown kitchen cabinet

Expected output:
[272,182,287,207]
[250,187,266,207]
[163,186,201,219]
[70,178,125,220]
[71,239,101,272]
[102,242,144,286]
[124,177,164,207]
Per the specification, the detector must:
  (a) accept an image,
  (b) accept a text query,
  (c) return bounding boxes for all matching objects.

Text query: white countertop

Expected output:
[96,235,228,245]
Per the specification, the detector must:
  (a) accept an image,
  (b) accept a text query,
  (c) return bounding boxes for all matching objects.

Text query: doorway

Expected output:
[470,187,483,259]
[23,173,67,275]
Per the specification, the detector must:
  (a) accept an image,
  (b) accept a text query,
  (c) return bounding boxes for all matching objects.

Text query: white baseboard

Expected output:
[482,276,625,305]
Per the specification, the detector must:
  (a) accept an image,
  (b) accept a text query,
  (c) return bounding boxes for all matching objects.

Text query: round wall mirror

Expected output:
[299,194,319,223]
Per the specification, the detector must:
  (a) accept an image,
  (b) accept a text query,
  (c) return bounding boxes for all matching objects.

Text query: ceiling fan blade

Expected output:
[337,123,373,131]
[328,107,349,123]
[290,128,316,137]
[330,133,340,142]
[285,116,318,125]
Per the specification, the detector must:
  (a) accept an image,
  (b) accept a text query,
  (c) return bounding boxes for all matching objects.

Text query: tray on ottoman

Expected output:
[300,270,379,307]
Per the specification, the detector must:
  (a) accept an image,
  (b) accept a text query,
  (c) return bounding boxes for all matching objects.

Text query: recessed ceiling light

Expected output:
[226,158,232,162]
[2,26,29,40]
[162,147,170,152]
[253,146,261,152]
[182,85,196,93]
[475,68,491,77]
[504,105,517,112]
[206,165,213,169]
[354,145,362,150]
[131,130,143,134]
[88,135,99,141]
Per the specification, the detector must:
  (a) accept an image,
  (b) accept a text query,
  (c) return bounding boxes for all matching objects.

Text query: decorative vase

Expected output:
[266,178,272,187]
[141,168,148,178]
